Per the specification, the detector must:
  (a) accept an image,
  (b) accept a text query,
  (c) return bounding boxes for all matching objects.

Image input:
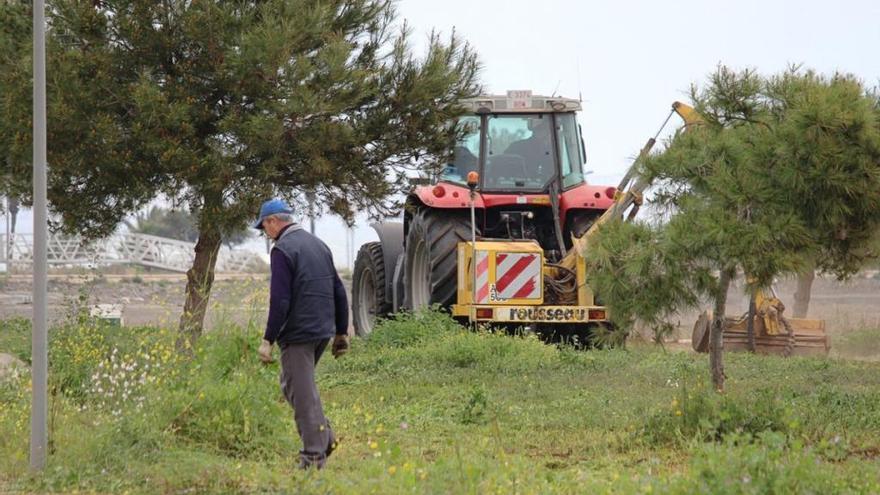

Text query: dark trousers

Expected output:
[279,339,334,455]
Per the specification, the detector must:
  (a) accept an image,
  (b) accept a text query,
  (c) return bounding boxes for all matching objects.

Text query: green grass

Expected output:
[1,311,879,494]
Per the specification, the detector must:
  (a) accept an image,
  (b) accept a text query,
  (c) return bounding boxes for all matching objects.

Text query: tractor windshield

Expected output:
[484,114,555,190]
[439,112,586,191]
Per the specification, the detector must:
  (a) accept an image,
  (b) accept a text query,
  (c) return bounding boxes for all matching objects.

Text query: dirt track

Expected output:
[0,271,354,332]
[1,270,878,358]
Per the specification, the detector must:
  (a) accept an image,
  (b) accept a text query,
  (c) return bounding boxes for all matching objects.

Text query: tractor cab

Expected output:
[440,91,588,193]
[412,91,613,258]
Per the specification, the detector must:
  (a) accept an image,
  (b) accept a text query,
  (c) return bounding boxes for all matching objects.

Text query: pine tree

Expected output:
[585,66,880,391]
[0,1,480,345]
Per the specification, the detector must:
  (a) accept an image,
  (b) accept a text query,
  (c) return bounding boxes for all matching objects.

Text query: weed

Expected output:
[1,311,878,494]
[459,386,490,425]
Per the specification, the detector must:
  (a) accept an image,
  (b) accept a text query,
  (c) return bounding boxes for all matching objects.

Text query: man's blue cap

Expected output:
[252,199,293,230]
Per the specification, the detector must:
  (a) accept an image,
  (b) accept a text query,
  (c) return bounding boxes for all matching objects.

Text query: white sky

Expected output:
[5,0,880,268]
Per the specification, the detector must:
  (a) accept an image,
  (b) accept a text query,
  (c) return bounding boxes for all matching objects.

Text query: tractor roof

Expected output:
[461,90,581,114]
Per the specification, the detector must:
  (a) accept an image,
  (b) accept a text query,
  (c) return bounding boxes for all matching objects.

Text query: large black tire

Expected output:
[404,209,475,310]
[565,210,602,250]
[352,242,391,336]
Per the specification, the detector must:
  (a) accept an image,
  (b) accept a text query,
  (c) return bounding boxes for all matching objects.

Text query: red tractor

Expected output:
[352,91,616,336]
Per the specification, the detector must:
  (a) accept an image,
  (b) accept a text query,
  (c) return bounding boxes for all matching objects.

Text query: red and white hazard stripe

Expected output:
[494,253,541,300]
[475,250,490,303]
[475,251,541,303]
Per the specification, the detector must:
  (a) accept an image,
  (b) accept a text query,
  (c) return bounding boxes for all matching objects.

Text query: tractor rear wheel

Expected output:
[405,209,474,310]
[352,241,391,336]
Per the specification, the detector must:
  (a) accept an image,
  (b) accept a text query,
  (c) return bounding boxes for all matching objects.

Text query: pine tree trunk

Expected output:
[746,294,756,353]
[178,222,222,352]
[792,268,814,318]
[710,269,733,392]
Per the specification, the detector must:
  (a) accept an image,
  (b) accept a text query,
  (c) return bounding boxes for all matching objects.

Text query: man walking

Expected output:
[253,198,350,469]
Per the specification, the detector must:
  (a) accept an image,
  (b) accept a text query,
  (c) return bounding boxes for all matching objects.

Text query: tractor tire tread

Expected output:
[352,241,391,336]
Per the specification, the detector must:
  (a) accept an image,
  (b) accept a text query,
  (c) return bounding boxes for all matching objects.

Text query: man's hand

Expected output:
[331,335,350,359]
[258,339,275,364]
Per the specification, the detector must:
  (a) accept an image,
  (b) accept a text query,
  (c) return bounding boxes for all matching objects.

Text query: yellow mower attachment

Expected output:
[692,287,829,357]
[451,240,608,325]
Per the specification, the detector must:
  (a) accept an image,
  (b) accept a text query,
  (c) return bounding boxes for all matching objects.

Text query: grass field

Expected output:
[1,312,879,494]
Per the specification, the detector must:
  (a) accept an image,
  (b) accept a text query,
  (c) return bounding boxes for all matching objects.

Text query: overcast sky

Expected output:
[5,0,880,268]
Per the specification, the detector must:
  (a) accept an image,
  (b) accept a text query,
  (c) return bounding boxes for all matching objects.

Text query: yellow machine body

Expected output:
[451,240,608,324]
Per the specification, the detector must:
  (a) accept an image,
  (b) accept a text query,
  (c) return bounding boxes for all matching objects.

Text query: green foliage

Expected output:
[458,385,489,425]
[125,206,251,247]
[664,432,877,495]
[0,0,482,334]
[642,384,789,447]
[586,66,880,338]
[0,1,31,202]
[766,71,880,276]
[585,220,713,332]
[125,206,198,243]
[2,313,879,493]
[362,308,464,349]
[161,335,291,458]
[0,0,481,238]
[0,317,30,362]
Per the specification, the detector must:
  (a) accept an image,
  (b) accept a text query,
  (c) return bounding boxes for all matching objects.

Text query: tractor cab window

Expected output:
[556,113,586,188]
[485,114,555,190]
[440,116,481,185]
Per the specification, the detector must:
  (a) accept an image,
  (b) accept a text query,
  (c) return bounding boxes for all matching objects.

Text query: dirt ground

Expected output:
[1,269,878,358]
[663,274,880,360]
[0,271,354,332]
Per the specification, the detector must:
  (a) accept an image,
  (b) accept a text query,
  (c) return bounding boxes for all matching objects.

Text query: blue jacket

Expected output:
[264,224,349,345]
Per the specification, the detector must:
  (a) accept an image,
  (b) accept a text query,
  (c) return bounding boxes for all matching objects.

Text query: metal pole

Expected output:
[345,224,351,269]
[4,196,9,269]
[31,0,49,471]
[469,187,477,325]
[307,191,316,235]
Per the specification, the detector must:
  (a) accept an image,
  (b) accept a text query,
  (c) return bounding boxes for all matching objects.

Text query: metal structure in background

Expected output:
[0,232,263,273]
[4,197,11,266]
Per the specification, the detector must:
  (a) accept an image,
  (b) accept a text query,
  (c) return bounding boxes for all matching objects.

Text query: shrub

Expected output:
[662,432,879,494]
[366,309,463,349]
[641,369,789,446]
[0,317,31,362]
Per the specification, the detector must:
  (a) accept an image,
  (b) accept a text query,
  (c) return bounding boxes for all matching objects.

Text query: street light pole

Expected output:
[31,0,49,471]
[4,196,10,270]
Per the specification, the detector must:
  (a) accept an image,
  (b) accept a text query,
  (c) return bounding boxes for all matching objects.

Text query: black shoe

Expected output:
[325,422,337,459]
[298,450,326,470]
